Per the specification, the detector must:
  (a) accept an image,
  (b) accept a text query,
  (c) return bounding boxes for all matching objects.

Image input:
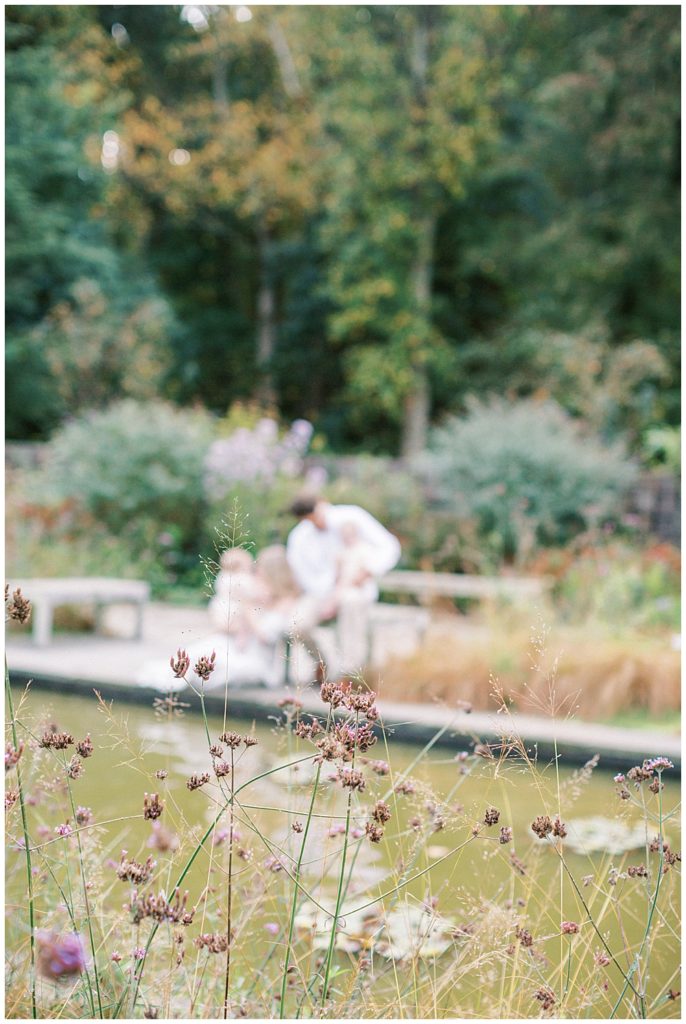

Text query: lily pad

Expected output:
[294,899,456,960]
[560,817,652,856]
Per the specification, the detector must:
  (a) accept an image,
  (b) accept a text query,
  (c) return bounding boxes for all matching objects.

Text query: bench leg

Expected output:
[133,602,145,641]
[33,602,53,647]
[94,603,105,636]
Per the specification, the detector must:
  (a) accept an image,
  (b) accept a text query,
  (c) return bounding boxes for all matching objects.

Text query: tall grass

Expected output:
[4,587,681,1019]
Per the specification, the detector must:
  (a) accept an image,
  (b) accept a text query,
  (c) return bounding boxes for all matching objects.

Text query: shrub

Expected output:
[419,398,637,561]
[36,400,214,557]
[203,412,318,559]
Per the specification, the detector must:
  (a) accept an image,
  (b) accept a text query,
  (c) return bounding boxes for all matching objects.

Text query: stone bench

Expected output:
[8,577,151,647]
[378,569,549,603]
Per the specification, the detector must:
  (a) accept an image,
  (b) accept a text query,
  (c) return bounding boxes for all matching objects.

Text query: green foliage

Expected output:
[419,399,637,560]
[36,400,214,559]
[5,6,177,438]
[641,426,681,473]
[4,5,680,454]
[554,542,681,631]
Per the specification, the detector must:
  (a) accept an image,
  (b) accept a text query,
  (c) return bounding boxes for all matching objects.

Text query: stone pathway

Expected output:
[6,601,680,771]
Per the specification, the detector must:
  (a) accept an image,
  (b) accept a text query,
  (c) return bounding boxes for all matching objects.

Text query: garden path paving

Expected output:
[6,601,680,772]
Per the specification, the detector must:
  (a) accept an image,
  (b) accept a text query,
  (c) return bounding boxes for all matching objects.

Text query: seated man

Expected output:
[286,496,401,675]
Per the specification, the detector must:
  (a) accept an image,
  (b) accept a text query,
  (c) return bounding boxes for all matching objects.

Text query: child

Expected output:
[208,547,269,648]
[334,520,379,603]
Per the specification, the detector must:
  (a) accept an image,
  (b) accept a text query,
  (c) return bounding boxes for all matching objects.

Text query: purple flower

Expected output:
[133,947,146,961]
[643,757,674,772]
[614,774,625,783]
[36,931,87,979]
[265,922,279,936]
[55,823,72,837]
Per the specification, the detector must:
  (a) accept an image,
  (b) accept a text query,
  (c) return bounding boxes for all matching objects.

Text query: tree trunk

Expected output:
[255,220,276,406]
[400,9,436,459]
[401,212,436,458]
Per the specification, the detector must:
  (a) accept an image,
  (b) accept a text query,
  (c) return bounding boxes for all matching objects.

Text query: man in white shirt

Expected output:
[286,497,401,674]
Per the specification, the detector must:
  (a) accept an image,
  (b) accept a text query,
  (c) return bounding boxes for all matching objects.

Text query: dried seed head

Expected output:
[214,761,231,778]
[365,821,384,843]
[75,735,94,758]
[66,756,83,780]
[169,649,190,678]
[219,732,242,749]
[5,741,24,772]
[143,793,164,820]
[6,587,31,624]
[117,852,156,885]
[533,987,555,1011]
[243,735,258,747]
[552,816,567,838]
[292,821,304,833]
[39,731,74,750]
[186,773,211,791]
[531,815,553,839]
[336,767,366,791]
[194,651,216,681]
[372,800,391,824]
[499,826,513,844]
[561,921,579,935]
[75,806,92,826]
[484,807,500,826]
[320,681,346,708]
[515,925,533,948]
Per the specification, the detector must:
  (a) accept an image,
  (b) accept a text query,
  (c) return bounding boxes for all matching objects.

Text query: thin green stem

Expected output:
[63,758,104,1018]
[553,848,641,1001]
[5,669,37,1019]
[610,781,666,1019]
[122,753,317,1017]
[222,747,235,1019]
[279,759,323,1016]
[321,783,353,1007]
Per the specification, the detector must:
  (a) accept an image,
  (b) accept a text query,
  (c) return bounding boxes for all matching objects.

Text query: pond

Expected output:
[5,686,681,1019]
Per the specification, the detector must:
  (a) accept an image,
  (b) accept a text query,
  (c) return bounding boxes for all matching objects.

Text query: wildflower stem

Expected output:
[5,669,37,1018]
[552,848,641,1000]
[279,759,323,1016]
[222,747,235,1019]
[62,759,104,1019]
[321,782,353,1006]
[123,754,317,1016]
[610,782,665,1019]
[321,712,359,1007]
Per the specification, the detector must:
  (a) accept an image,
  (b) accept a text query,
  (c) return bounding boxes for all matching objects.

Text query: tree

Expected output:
[299,5,497,454]
[5,5,171,436]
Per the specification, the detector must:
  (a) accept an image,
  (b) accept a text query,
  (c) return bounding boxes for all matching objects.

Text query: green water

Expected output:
[5,687,681,1018]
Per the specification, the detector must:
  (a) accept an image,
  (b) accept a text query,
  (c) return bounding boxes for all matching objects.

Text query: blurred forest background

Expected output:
[6,4,679,448]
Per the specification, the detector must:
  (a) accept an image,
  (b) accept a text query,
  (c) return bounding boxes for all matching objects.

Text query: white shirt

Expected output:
[286,504,401,598]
